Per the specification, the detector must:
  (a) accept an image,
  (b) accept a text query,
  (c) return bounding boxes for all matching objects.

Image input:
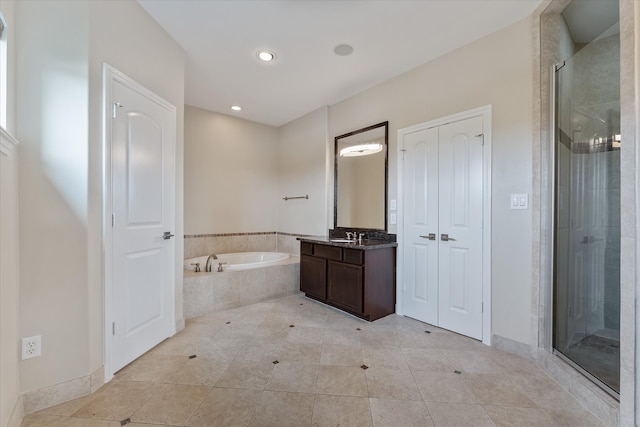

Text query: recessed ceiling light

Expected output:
[256,50,276,62]
[230,105,242,111]
[334,44,354,56]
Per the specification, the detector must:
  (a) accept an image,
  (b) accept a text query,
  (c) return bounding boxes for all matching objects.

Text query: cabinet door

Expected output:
[300,255,327,299]
[328,261,363,314]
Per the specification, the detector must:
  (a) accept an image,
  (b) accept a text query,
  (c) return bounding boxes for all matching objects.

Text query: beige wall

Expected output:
[88,0,186,364]
[16,0,91,394]
[15,0,185,398]
[277,106,328,236]
[0,130,20,427]
[0,1,20,425]
[0,0,22,427]
[184,105,279,235]
[329,17,534,345]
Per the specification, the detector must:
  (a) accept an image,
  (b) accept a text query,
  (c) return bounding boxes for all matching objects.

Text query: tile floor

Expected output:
[22,293,604,426]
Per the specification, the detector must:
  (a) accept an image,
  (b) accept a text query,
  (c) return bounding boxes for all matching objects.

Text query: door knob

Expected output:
[163,232,175,240]
[441,234,456,241]
[420,234,436,240]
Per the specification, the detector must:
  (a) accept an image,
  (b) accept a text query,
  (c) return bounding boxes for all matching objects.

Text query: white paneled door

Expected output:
[108,69,176,374]
[402,116,484,340]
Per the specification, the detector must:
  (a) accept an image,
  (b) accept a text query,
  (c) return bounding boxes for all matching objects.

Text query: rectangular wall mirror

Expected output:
[334,121,388,231]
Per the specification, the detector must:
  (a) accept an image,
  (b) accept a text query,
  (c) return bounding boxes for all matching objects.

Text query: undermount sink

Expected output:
[329,239,357,243]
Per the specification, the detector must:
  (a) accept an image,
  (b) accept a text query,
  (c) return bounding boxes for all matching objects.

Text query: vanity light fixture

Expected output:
[340,143,383,157]
[256,49,276,62]
[230,105,242,111]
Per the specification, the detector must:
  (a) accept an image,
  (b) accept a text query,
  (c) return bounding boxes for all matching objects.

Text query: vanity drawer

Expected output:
[314,244,342,261]
[343,248,364,265]
[301,242,314,255]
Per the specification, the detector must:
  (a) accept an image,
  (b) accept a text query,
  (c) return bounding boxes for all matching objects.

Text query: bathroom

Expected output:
[0,0,637,426]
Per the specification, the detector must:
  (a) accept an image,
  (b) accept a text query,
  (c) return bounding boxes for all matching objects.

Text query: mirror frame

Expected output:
[334,121,389,232]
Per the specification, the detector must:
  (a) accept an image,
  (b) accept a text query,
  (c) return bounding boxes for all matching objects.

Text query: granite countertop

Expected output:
[298,236,398,250]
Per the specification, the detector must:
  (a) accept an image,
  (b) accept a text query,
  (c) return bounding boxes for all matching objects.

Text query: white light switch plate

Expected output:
[390,199,397,211]
[510,193,528,210]
[390,213,397,224]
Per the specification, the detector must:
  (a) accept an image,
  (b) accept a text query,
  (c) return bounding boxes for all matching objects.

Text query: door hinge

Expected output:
[112,322,115,336]
[112,102,123,119]
[111,213,115,227]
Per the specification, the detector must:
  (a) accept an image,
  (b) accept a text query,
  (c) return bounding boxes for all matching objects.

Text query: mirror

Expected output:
[334,121,388,231]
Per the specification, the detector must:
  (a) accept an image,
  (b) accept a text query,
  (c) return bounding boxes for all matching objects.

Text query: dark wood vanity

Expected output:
[299,238,397,321]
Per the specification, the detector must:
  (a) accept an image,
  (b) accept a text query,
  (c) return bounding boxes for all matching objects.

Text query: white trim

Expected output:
[102,64,177,381]
[0,126,18,156]
[396,105,492,345]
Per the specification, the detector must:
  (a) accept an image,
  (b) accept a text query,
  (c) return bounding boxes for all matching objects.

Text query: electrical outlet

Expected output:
[21,335,41,360]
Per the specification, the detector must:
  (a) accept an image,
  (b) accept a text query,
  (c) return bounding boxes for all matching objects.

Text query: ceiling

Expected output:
[562,0,619,43]
[138,0,542,127]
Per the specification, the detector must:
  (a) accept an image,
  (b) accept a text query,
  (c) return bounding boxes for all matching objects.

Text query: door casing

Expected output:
[397,105,492,345]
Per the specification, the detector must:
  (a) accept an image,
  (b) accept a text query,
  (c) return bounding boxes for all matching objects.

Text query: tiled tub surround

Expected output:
[184,232,311,259]
[184,233,308,319]
[21,294,604,427]
[183,259,300,319]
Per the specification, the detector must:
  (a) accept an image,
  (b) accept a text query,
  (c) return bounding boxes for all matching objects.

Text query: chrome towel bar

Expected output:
[283,194,309,201]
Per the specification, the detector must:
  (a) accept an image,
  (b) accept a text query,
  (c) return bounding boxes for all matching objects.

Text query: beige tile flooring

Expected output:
[22,293,604,427]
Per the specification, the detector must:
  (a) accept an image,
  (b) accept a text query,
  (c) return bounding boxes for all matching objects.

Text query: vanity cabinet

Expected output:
[299,240,396,321]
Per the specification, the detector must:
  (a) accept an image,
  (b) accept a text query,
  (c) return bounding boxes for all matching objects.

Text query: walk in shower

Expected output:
[553,0,620,396]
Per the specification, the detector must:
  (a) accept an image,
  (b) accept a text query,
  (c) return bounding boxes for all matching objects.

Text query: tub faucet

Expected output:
[191,262,201,272]
[205,254,218,272]
[217,262,227,272]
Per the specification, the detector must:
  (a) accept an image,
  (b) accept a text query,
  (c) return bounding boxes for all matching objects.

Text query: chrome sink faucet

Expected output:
[346,232,354,240]
[205,254,218,272]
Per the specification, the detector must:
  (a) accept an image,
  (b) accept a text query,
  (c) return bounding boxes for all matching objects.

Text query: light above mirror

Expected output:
[334,121,388,231]
[339,143,383,157]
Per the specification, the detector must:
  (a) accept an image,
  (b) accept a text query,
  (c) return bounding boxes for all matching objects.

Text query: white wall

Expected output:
[184,105,279,235]
[277,106,328,236]
[16,0,185,398]
[329,17,534,345]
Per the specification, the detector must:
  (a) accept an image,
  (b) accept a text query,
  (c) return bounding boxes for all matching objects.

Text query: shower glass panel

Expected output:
[553,17,620,395]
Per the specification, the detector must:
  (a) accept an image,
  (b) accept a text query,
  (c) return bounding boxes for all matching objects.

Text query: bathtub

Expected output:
[184,252,290,272]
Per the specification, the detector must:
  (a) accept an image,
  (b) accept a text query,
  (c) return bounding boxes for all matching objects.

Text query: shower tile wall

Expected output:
[184,232,311,259]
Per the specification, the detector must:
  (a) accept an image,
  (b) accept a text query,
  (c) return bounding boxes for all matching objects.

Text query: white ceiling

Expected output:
[138,0,542,127]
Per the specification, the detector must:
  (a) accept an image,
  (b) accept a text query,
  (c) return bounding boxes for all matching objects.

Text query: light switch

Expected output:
[390,199,397,211]
[510,193,528,210]
[390,213,397,224]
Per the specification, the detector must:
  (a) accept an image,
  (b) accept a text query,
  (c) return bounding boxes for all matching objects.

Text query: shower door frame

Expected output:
[549,60,621,400]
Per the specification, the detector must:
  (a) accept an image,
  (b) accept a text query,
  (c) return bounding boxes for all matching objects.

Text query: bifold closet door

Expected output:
[402,116,483,340]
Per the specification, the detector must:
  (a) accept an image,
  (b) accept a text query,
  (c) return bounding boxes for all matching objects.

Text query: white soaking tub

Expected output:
[184,252,290,272]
